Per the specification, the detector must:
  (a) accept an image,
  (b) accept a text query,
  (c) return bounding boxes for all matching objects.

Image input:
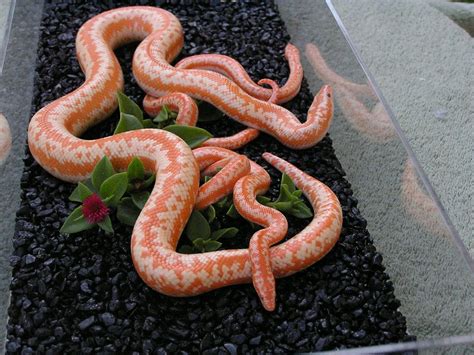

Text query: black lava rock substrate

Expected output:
[6,1,414,354]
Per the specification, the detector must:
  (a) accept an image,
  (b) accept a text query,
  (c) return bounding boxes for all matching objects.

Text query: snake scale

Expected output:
[28,6,342,311]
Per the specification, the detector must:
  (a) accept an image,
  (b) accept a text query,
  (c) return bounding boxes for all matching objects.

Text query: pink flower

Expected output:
[82,193,109,224]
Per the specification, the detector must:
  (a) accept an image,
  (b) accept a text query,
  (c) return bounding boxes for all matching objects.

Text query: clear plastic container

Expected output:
[1,0,473,353]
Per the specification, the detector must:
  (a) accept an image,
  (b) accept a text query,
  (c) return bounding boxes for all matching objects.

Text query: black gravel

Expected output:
[6,0,414,353]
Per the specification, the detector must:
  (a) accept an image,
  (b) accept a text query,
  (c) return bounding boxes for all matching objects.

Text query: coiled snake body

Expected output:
[28,7,342,311]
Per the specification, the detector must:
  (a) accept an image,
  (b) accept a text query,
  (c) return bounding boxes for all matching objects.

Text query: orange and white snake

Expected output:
[27,6,342,311]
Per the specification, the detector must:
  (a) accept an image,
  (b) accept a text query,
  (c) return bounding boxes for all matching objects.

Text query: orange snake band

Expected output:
[27,6,342,311]
[141,72,285,150]
[141,43,304,150]
[142,92,261,150]
[173,43,303,104]
[190,147,342,311]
